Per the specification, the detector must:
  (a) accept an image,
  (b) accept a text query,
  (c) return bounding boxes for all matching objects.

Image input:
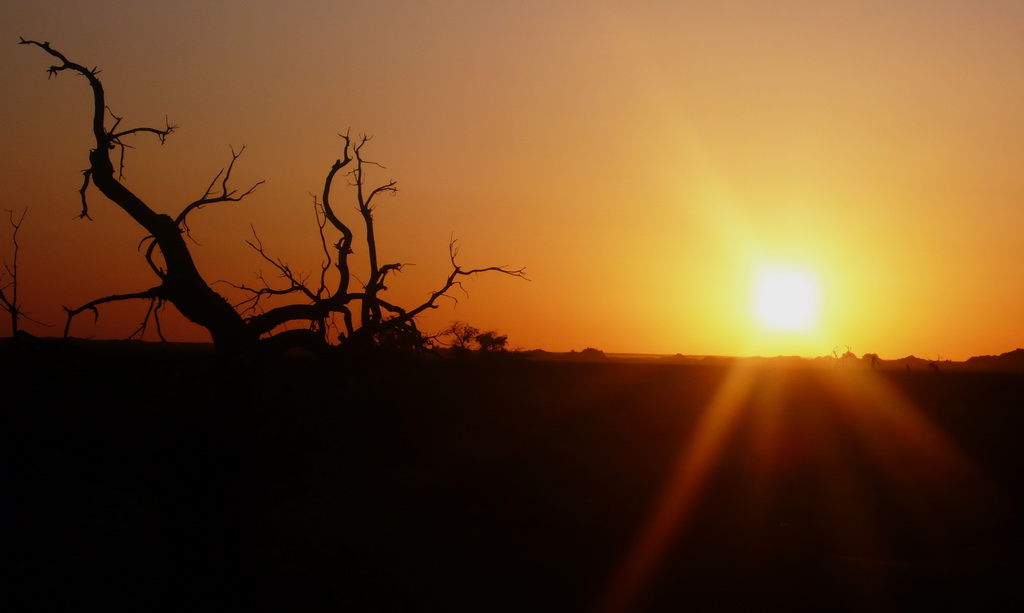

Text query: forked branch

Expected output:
[373,239,527,336]
[176,146,264,238]
[62,286,162,339]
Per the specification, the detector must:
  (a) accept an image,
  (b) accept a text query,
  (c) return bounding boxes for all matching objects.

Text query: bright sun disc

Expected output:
[754,269,818,331]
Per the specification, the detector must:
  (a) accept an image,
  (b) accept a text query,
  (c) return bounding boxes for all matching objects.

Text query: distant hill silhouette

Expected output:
[885,355,941,370]
[6,338,1024,373]
[962,348,1024,372]
[850,349,1024,372]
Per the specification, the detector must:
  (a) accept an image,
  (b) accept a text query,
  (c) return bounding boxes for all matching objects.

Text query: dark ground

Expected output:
[3,341,1024,611]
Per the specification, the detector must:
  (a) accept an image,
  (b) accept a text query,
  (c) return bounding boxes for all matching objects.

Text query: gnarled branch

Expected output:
[379,239,527,331]
[25,39,253,351]
[175,146,264,239]
[62,286,163,339]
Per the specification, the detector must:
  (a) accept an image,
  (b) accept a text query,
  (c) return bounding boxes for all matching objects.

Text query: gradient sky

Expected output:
[3,1,1024,359]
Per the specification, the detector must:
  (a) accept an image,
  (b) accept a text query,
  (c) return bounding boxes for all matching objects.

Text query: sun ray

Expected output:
[596,363,758,613]
[596,362,990,613]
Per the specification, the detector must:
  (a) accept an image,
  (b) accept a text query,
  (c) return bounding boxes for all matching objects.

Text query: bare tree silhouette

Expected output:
[438,321,482,350]
[1,208,48,337]
[21,39,524,354]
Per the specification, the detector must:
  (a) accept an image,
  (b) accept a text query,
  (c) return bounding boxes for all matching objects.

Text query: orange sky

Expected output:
[3,1,1024,359]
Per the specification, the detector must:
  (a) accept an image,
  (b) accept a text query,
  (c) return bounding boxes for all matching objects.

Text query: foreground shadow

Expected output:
[4,346,1024,611]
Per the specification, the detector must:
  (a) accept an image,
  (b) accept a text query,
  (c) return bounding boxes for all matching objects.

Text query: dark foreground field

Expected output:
[4,343,1024,611]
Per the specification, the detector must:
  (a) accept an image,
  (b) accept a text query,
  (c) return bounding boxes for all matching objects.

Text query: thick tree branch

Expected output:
[128,297,168,342]
[320,133,357,301]
[245,296,359,338]
[77,169,94,220]
[319,132,354,235]
[20,38,107,143]
[376,262,404,290]
[139,236,167,278]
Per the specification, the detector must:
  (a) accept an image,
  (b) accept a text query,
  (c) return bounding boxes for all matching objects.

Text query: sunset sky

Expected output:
[3,1,1024,359]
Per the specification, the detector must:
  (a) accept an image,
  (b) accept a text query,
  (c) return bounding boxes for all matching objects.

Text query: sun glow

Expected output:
[753,268,819,332]
[598,363,983,613]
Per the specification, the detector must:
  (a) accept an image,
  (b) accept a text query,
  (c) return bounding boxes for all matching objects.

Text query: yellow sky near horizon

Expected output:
[3,1,1024,360]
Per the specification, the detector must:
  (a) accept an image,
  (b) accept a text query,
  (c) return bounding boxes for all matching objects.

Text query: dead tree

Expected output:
[1,209,28,335]
[22,39,524,354]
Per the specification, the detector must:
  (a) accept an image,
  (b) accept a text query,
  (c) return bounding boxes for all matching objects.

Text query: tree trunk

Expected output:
[88,152,254,352]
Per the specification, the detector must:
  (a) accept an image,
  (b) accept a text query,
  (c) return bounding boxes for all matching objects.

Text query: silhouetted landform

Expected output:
[5,339,1024,610]
[961,348,1024,371]
[524,345,1024,372]
[7,337,1024,371]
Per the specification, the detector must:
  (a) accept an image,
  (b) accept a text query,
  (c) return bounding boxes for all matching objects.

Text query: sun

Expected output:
[753,268,819,331]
